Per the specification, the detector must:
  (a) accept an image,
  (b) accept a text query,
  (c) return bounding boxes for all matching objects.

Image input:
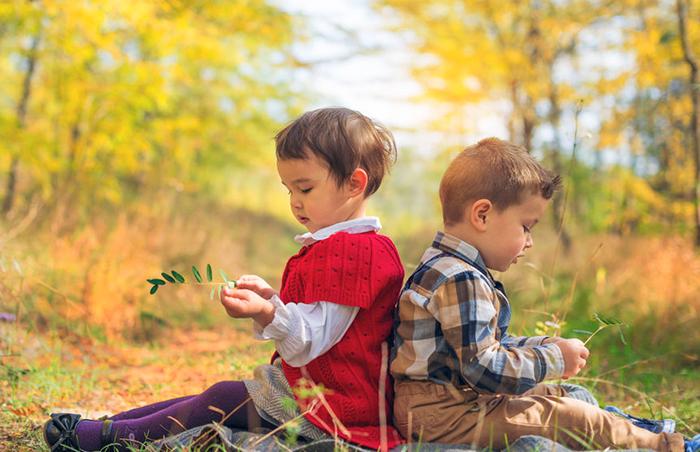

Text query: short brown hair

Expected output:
[275,107,397,196]
[439,137,561,225]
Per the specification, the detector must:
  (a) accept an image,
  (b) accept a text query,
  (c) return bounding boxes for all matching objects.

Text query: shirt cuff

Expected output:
[254,295,307,353]
[539,342,566,380]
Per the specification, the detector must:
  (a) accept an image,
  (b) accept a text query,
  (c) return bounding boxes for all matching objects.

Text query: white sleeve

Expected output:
[252,294,360,367]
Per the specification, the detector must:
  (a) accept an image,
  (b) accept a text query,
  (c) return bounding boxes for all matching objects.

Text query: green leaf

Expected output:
[219,269,229,282]
[210,285,216,300]
[572,329,593,335]
[161,272,176,283]
[217,283,223,299]
[206,264,213,282]
[618,328,627,345]
[192,266,203,283]
[172,270,185,283]
[147,278,166,286]
[150,285,158,295]
[594,312,622,326]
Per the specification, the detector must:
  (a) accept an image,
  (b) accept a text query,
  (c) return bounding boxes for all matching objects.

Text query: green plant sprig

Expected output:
[146,264,237,300]
[574,312,626,346]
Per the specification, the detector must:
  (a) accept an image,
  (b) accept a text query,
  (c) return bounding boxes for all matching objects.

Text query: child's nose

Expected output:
[290,193,302,209]
[525,234,534,248]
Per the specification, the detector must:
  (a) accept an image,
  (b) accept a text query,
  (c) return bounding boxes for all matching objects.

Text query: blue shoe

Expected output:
[686,433,700,452]
[604,405,676,434]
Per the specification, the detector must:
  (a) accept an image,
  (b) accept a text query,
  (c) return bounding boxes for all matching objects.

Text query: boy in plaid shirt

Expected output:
[390,138,687,451]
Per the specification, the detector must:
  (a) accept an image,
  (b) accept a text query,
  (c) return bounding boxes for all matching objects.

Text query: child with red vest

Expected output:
[43,107,406,451]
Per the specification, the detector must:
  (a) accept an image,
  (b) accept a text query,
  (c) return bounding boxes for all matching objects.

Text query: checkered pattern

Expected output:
[390,231,565,394]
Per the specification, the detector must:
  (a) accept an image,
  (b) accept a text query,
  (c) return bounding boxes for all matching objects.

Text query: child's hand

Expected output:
[236,275,276,299]
[555,338,589,379]
[220,288,275,327]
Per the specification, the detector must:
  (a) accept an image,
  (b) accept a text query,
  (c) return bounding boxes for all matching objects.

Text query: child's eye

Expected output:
[300,188,312,194]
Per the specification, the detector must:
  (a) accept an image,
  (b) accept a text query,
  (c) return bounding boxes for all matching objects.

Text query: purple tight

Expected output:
[74,380,275,451]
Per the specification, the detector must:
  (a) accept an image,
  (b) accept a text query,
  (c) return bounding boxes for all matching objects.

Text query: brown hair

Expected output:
[439,137,561,225]
[275,107,397,196]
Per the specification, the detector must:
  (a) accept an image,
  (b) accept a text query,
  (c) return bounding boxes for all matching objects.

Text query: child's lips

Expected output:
[297,216,309,224]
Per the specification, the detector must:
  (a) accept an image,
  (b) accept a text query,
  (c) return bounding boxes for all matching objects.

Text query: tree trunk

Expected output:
[3,32,40,216]
[676,0,700,247]
[547,79,572,251]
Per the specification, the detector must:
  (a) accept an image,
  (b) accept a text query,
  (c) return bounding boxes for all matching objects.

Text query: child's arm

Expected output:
[220,288,359,367]
[431,272,570,394]
[252,295,360,366]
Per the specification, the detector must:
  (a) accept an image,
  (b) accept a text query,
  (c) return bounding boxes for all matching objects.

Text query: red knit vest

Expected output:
[277,231,405,449]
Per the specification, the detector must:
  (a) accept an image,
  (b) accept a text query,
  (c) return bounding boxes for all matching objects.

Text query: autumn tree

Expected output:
[0,0,302,230]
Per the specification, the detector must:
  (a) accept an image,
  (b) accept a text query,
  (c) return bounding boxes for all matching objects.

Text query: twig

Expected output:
[378,342,389,452]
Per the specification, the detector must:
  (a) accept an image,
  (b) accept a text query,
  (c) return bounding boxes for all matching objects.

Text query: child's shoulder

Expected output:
[407,248,493,293]
[308,231,402,267]
[317,230,399,252]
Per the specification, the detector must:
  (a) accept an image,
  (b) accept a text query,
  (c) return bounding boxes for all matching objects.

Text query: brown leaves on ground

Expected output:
[0,322,273,450]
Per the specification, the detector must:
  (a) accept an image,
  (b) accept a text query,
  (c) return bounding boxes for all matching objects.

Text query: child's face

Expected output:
[277,154,359,233]
[480,193,549,272]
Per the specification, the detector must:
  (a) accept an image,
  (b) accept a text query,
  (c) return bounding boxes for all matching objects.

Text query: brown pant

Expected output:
[393,379,684,451]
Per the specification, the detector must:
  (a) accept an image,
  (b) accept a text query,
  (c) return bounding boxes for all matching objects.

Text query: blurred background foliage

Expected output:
[0,0,699,431]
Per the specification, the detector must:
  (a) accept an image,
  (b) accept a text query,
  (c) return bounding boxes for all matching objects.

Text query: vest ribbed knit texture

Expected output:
[278,231,405,449]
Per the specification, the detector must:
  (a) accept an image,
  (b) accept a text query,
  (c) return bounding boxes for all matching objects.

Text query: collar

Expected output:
[431,231,497,284]
[294,217,381,246]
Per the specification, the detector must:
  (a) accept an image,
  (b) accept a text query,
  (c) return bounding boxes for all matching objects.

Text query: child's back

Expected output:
[390,138,686,451]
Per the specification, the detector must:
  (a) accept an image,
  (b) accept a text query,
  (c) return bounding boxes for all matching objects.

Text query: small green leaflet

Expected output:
[161,272,176,283]
[219,269,229,283]
[150,285,158,295]
[192,266,203,283]
[172,270,185,283]
[206,264,213,282]
[147,278,165,285]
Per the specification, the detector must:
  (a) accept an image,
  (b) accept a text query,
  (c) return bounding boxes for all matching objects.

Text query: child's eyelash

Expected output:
[301,188,312,193]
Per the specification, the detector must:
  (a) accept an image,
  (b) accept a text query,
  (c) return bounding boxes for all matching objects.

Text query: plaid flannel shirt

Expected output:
[390,231,565,395]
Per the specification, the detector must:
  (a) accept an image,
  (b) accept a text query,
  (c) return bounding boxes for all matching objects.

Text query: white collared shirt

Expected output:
[253,217,381,367]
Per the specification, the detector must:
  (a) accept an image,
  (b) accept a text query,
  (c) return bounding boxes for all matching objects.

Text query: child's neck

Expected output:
[443,223,483,252]
[345,200,367,222]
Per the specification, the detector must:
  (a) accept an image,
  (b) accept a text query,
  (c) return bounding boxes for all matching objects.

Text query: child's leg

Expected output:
[108,395,194,421]
[468,394,684,451]
[75,380,275,451]
[394,380,684,451]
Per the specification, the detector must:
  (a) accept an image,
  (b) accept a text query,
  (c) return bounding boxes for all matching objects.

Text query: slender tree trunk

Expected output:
[3,32,40,216]
[547,78,572,251]
[676,0,700,247]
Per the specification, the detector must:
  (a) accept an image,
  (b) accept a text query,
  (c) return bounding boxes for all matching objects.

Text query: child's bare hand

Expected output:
[220,288,275,326]
[555,338,589,379]
[236,275,276,299]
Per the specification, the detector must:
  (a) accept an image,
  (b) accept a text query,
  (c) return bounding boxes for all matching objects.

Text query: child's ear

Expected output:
[469,199,492,232]
[347,168,368,197]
